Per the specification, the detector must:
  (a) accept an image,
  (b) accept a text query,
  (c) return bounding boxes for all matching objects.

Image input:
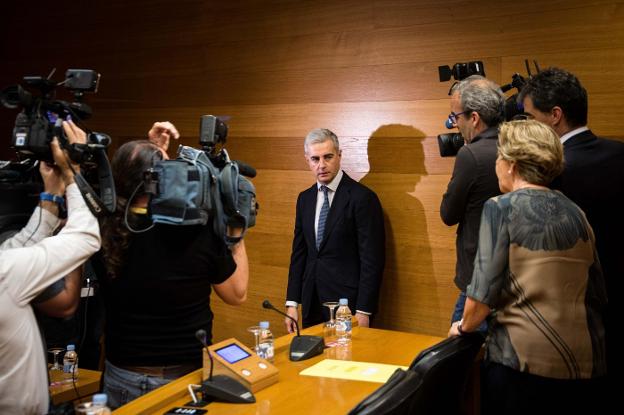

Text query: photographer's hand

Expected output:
[148,121,180,157]
[51,121,85,185]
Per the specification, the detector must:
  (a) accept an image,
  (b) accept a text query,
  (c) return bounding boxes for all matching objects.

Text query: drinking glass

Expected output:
[322,301,339,345]
[48,347,65,371]
[247,325,262,354]
[47,347,65,385]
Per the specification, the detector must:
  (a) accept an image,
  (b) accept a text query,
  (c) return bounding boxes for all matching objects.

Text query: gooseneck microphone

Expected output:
[262,299,325,361]
[194,329,255,404]
[262,300,300,336]
[195,329,213,380]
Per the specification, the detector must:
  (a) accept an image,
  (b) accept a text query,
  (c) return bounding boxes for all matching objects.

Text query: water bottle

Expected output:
[62,344,78,381]
[335,298,352,345]
[91,393,112,414]
[75,393,111,414]
[258,321,275,362]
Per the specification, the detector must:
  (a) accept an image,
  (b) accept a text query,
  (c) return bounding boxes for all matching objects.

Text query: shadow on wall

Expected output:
[359,124,437,333]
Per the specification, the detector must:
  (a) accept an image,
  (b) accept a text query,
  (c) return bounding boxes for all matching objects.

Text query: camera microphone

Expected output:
[235,160,257,178]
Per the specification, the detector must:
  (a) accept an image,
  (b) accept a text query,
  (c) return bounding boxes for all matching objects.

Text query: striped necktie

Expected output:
[316,185,330,250]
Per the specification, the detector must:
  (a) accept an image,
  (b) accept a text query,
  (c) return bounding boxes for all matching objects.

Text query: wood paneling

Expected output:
[1,0,622,343]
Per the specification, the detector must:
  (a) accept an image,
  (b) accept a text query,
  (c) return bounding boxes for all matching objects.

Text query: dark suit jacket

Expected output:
[552,130,624,295]
[286,172,385,322]
[440,126,501,291]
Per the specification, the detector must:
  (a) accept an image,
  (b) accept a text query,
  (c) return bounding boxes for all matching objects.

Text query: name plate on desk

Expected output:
[203,338,279,393]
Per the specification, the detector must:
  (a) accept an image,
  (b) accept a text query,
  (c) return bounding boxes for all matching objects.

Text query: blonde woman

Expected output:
[449,120,607,414]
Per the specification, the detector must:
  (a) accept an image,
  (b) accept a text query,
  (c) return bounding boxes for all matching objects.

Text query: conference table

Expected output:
[113,325,444,414]
[49,367,102,405]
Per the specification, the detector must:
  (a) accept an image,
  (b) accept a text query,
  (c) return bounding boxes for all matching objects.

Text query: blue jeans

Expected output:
[102,360,174,409]
[451,291,488,333]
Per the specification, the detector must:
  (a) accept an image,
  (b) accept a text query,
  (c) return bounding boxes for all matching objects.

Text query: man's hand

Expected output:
[51,120,86,185]
[448,321,461,337]
[355,312,370,328]
[148,121,180,156]
[285,306,299,334]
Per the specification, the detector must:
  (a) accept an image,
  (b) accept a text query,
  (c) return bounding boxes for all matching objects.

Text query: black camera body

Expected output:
[438,61,486,82]
[143,115,258,246]
[1,69,116,217]
[2,70,103,162]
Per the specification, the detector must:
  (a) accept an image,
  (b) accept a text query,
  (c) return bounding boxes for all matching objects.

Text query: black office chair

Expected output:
[347,368,422,415]
[348,333,484,415]
[407,332,485,414]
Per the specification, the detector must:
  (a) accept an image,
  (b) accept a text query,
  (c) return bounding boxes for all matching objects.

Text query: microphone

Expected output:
[195,329,213,380]
[194,329,255,404]
[263,300,299,336]
[262,300,324,361]
[445,118,454,129]
[234,160,256,178]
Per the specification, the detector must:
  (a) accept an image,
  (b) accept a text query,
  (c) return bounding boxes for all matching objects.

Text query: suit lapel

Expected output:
[318,173,351,251]
[303,184,318,247]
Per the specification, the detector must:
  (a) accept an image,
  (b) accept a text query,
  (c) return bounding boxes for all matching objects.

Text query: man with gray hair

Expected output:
[284,128,385,331]
[440,75,504,328]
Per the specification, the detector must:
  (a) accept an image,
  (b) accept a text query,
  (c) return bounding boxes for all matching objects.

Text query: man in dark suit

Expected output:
[441,76,504,327]
[519,67,623,374]
[284,128,385,331]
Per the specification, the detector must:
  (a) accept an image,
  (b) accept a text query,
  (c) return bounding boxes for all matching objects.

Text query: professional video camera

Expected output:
[140,115,258,246]
[0,69,116,216]
[436,60,541,157]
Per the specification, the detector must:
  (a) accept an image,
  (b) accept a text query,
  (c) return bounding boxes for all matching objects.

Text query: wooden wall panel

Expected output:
[1,1,622,346]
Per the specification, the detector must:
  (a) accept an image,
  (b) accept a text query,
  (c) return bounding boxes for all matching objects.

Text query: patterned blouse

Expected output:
[467,188,607,379]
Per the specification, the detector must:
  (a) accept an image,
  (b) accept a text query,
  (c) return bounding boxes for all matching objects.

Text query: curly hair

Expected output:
[498,120,564,186]
[101,140,162,279]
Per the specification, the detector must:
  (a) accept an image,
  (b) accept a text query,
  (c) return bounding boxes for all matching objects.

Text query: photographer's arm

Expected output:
[0,161,66,251]
[213,239,249,306]
[33,266,82,317]
[0,123,100,306]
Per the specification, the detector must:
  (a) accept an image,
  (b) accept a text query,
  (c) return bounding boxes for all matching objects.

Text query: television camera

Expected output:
[140,115,258,246]
[0,69,116,219]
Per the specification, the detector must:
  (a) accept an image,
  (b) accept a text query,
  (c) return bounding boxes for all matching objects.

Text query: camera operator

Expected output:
[95,123,249,409]
[0,121,101,415]
[440,75,504,329]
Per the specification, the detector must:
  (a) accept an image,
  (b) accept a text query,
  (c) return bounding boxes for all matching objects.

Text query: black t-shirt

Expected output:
[100,224,236,367]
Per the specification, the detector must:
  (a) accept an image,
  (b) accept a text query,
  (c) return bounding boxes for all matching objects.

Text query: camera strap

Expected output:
[73,149,116,217]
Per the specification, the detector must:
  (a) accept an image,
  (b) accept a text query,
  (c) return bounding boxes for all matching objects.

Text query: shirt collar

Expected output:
[560,126,589,144]
[317,169,343,192]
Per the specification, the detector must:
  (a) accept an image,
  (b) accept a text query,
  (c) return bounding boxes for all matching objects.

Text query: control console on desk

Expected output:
[204,338,279,393]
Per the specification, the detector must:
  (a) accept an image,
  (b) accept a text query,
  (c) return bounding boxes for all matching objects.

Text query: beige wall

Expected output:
[2,0,622,343]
